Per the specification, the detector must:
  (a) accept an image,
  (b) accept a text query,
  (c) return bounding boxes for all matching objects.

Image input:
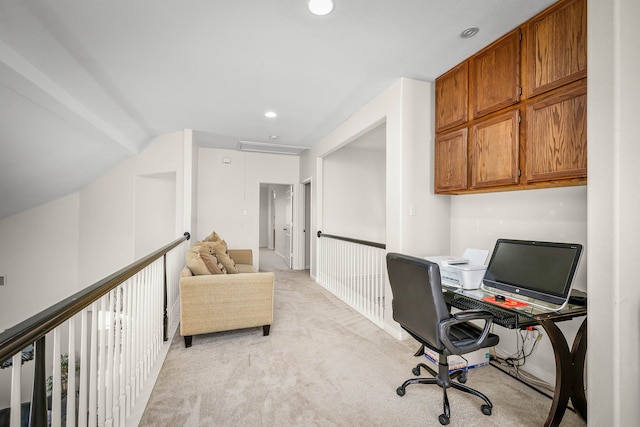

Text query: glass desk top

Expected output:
[443,287,587,328]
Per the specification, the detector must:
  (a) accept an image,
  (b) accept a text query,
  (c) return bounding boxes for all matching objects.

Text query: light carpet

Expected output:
[139,255,586,426]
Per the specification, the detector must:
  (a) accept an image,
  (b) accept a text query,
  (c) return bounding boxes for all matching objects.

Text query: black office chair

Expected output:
[386,252,500,425]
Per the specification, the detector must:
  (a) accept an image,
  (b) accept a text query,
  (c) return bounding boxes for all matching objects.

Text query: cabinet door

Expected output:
[527,0,587,96]
[526,81,587,183]
[435,128,468,193]
[471,29,521,118]
[435,62,468,132]
[471,110,520,188]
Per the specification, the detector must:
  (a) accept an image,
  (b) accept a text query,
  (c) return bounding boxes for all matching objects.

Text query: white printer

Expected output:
[425,248,489,290]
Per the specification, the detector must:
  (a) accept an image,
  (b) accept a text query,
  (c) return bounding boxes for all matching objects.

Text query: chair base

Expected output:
[396,362,493,425]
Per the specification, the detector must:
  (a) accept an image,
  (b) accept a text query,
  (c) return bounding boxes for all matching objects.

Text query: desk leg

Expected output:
[570,318,588,421]
[539,319,572,427]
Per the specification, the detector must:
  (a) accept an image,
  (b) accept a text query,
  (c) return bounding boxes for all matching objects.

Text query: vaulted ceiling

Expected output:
[0,0,555,219]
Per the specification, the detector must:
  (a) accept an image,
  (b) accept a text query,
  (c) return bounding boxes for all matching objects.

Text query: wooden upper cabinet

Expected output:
[471,110,520,189]
[470,29,521,118]
[527,0,587,96]
[526,80,587,183]
[435,128,468,193]
[435,62,468,133]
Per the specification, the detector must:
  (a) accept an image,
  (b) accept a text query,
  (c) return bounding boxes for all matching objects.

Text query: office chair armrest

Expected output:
[452,310,494,323]
[439,310,494,355]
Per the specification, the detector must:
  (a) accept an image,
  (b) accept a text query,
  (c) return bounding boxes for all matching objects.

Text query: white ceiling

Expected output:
[0,0,556,219]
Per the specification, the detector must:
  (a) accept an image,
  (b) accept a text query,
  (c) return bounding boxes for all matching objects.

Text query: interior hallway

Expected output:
[259,248,293,272]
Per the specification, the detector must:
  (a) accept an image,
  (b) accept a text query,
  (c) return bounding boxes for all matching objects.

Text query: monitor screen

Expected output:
[482,239,583,306]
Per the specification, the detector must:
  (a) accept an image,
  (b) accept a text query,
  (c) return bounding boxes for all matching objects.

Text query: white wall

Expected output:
[588,0,640,425]
[259,186,269,247]
[300,77,450,337]
[323,145,386,243]
[451,186,587,384]
[134,172,177,259]
[197,148,299,268]
[79,131,187,285]
[0,193,80,331]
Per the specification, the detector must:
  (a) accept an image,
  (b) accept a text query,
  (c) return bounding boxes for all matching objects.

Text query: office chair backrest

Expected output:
[386,253,451,350]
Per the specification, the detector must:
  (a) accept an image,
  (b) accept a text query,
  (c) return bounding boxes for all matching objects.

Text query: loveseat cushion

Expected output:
[235,264,258,274]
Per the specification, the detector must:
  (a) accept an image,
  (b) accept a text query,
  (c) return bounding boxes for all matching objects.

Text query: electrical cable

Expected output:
[490,327,555,390]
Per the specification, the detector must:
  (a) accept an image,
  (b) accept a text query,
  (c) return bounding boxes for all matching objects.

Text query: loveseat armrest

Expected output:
[228,249,252,265]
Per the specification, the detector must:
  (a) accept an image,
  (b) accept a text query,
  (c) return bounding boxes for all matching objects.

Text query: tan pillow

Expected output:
[190,243,211,254]
[201,253,226,274]
[185,251,212,275]
[215,251,238,274]
[203,231,222,242]
[200,240,227,255]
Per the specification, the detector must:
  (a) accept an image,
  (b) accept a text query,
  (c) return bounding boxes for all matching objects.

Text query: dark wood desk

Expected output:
[443,288,587,427]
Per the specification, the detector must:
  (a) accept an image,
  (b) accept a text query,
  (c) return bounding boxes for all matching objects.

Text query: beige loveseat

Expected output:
[179,241,275,348]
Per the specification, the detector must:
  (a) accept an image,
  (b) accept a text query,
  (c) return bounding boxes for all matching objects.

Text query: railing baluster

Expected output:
[31,336,47,427]
[10,353,21,427]
[52,327,62,427]
[67,316,77,427]
[89,302,98,427]
[105,291,115,427]
[124,280,132,418]
[79,309,89,427]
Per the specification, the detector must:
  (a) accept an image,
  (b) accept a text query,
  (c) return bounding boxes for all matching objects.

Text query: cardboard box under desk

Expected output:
[423,347,492,373]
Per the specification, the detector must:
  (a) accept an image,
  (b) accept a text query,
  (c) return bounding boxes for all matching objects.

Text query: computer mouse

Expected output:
[495,295,506,303]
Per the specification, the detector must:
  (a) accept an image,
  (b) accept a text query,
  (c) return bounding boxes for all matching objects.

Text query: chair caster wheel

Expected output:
[412,367,421,376]
[458,372,467,383]
[481,404,492,416]
[438,414,450,425]
[396,387,405,397]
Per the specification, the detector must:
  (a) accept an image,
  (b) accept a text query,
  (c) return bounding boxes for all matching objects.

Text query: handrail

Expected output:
[316,230,386,250]
[0,232,190,363]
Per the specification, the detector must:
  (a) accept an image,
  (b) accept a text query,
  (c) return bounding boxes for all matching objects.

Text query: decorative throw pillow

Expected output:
[185,251,212,275]
[203,231,222,242]
[201,253,226,274]
[214,251,238,274]
[190,243,212,255]
[200,240,227,256]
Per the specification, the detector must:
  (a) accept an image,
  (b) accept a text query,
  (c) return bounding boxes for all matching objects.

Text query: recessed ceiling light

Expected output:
[265,111,277,118]
[460,27,480,39]
[270,135,279,140]
[308,0,334,16]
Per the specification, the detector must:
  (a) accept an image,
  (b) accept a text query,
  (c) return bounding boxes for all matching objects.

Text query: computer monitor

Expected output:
[481,239,583,310]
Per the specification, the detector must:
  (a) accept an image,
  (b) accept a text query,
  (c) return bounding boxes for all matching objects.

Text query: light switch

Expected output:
[409,204,417,216]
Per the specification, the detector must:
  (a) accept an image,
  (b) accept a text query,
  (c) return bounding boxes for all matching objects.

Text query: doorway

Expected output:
[259,183,293,269]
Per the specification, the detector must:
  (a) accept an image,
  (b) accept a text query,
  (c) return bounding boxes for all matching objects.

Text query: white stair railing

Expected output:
[0,233,189,427]
[317,232,386,327]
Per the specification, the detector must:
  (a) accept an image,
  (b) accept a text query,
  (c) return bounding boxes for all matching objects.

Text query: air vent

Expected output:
[0,275,6,286]
[237,141,309,156]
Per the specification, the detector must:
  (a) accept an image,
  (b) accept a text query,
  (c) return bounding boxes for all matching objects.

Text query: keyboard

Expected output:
[449,296,537,329]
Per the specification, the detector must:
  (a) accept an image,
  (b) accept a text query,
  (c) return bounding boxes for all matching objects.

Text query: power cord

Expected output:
[490,327,554,390]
